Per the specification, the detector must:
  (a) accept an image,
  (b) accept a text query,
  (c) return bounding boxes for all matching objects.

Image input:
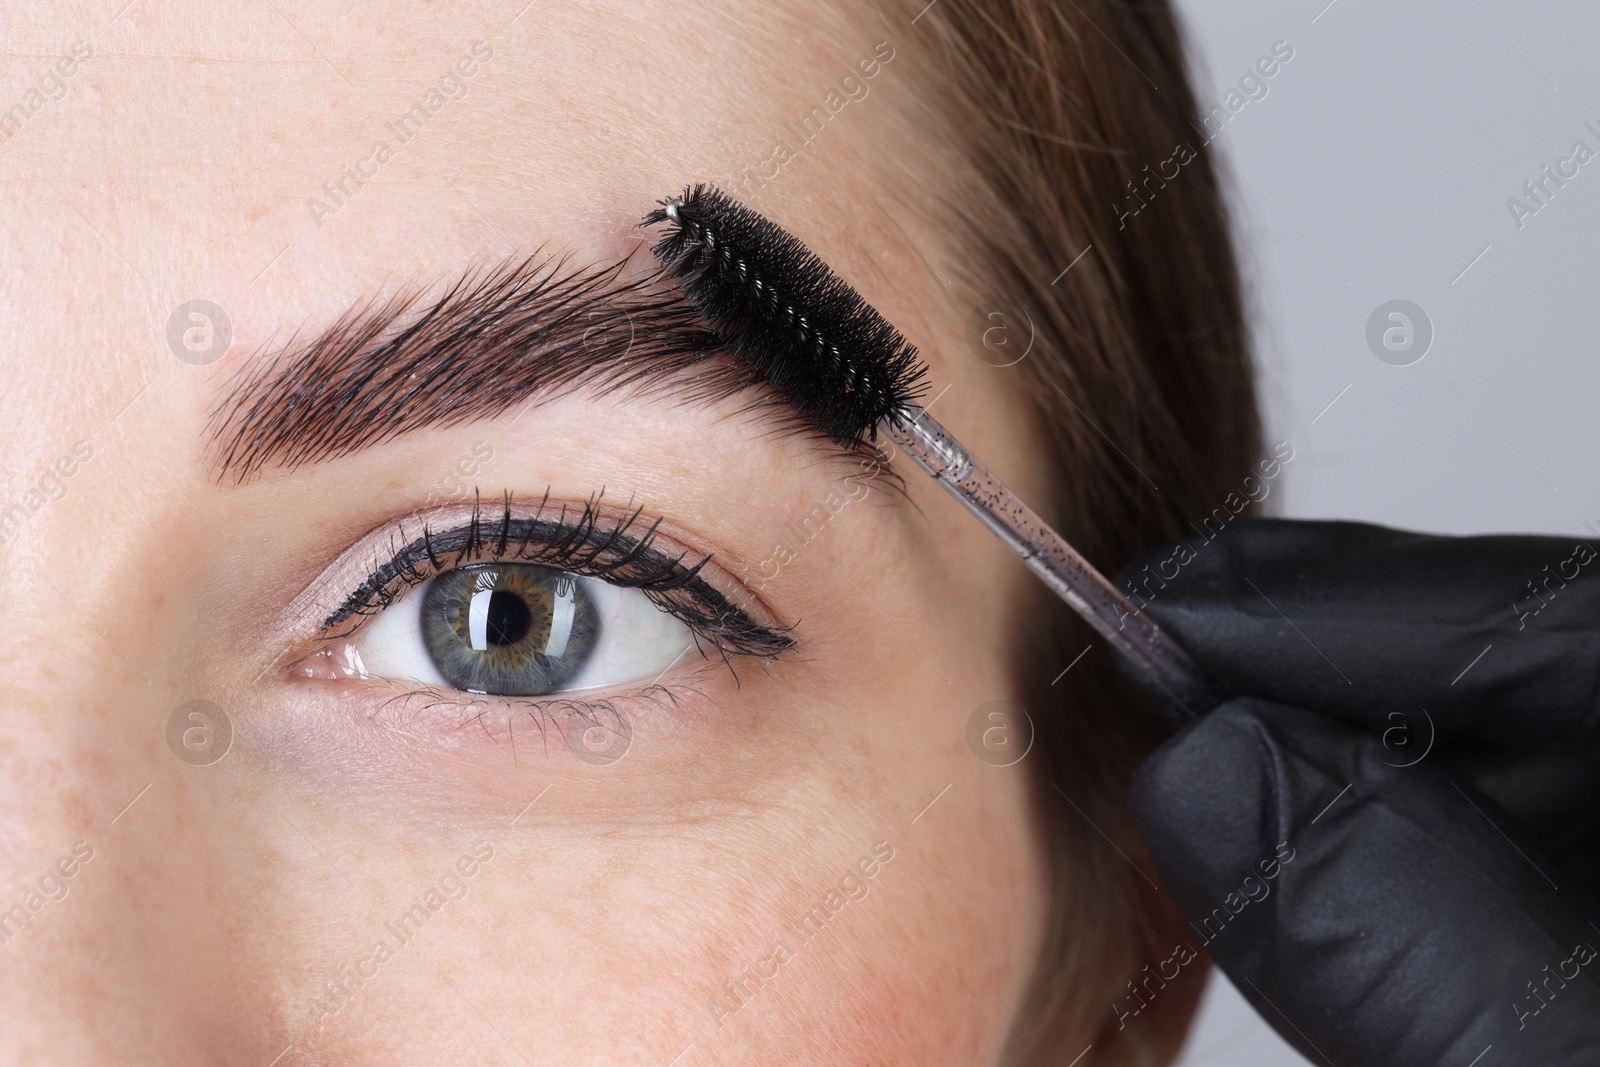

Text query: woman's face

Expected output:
[1,2,1061,1062]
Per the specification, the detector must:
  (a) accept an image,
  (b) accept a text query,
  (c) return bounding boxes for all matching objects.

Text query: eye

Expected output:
[353,561,694,696]
[286,494,796,700]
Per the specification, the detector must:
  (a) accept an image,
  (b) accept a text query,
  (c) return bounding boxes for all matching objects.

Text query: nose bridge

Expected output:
[0,564,166,1060]
[0,842,115,1062]
[0,662,285,1065]
[0,424,224,1062]
[0,708,148,1063]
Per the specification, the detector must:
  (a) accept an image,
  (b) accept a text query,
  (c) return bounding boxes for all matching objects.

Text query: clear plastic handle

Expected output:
[884,406,1227,719]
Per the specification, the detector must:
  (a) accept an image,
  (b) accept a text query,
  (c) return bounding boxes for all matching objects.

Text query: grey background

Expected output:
[1165,1,1599,1063]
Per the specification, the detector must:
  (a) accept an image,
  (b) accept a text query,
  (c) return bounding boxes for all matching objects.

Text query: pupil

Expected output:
[485,590,532,646]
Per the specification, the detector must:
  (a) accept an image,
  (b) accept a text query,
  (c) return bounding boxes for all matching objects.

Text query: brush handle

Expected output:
[883,406,1227,720]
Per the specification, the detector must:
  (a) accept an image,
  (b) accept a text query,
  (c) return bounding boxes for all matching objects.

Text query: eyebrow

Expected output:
[208,253,825,482]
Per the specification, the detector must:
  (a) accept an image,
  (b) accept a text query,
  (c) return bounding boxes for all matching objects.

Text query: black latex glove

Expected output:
[1116,519,1600,1067]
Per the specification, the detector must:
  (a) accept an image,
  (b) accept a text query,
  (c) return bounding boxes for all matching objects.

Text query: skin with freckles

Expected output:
[0,2,1199,1064]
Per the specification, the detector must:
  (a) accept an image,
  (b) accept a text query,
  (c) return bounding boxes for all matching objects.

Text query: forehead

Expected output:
[0,2,884,248]
[0,1,905,447]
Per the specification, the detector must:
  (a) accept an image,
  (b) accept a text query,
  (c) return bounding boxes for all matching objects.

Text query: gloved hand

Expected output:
[1117,518,1600,1067]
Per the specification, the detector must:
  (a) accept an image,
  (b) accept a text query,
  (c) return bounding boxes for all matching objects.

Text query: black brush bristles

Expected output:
[643,184,927,447]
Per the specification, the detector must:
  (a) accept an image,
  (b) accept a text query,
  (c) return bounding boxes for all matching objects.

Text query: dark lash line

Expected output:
[321,491,796,664]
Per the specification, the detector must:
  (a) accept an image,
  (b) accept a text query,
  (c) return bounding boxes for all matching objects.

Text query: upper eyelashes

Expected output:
[319,491,797,667]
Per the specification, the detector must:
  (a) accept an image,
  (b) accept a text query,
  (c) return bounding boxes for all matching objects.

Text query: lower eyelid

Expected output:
[299,671,726,765]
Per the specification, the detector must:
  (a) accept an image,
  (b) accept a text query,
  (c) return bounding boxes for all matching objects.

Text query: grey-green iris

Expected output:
[420,563,600,695]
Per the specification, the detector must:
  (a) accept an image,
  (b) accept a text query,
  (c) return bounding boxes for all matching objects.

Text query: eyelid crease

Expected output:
[317,491,796,666]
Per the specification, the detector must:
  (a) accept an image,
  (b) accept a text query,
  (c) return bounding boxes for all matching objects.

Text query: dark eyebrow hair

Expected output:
[208,253,825,482]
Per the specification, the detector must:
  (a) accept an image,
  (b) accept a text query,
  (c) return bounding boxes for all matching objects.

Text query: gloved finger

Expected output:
[1116,518,1600,750]
[1131,697,1600,1067]
[1438,743,1600,892]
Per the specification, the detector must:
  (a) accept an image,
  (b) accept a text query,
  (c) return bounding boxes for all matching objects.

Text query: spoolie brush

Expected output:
[645,184,1226,718]
[645,185,925,446]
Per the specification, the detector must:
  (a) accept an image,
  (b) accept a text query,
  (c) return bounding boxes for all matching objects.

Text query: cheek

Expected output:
[260,716,1048,1063]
